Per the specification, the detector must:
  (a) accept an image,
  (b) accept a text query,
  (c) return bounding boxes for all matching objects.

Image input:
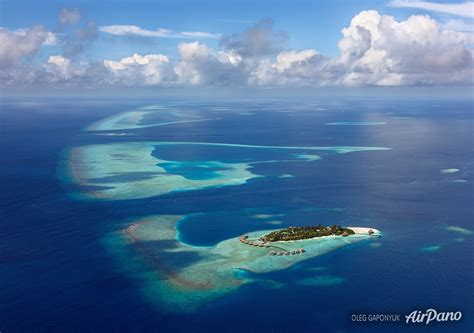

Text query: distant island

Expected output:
[239,225,377,257]
[261,225,358,242]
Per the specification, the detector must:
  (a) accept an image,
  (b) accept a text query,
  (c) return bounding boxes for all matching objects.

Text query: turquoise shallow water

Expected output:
[110,214,379,312]
[66,141,389,200]
[159,161,231,180]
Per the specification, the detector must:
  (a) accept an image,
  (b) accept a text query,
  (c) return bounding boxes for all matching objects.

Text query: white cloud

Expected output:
[250,10,473,86]
[0,26,46,68]
[273,50,320,72]
[44,55,73,80]
[103,53,172,85]
[174,42,211,84]
[1,10,473,88]
[1,8,98,60]
[99,25,221,39]
[174,41,245,85]
[389,0,474,18]
[336,10,473,85]
[181,31,222,38]
[249,50,333,85]
[2,27,59,45]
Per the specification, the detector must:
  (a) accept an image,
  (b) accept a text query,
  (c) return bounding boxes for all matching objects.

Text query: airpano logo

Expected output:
[352,309,463,326]
[405,309,462,324]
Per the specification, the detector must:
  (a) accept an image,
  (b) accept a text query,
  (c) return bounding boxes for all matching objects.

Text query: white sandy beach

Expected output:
[348,227,381,235]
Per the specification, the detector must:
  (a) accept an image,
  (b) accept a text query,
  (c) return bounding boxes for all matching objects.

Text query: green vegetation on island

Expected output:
[261,225,355,242]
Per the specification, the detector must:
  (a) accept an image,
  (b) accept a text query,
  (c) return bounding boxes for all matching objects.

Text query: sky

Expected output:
[0,0,473,94]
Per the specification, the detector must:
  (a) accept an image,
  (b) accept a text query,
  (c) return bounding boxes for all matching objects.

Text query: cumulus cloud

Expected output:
[12,52,172,87]
[0,26,46,68]
[389,1,474,18]
[43,55,73,80]
[1,11,473,88]
[0,7,97,64]
[0,27,59,46]
[174,41,245,85]
[250,11,473,86]
[99,25,221,39]
[249,50,339,85]
[336,10,473,85]
[0,7,99,85]
[220,18,288,57]
[103,53,172,85]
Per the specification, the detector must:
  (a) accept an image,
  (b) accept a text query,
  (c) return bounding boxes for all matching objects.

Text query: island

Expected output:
[111,215,381,312]
[261,225,356,242]
[239,225,376,256]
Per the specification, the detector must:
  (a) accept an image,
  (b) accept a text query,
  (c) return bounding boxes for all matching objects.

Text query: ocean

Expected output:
[1,96,472,332]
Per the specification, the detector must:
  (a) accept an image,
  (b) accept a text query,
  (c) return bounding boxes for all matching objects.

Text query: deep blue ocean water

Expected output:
[1,97,473,332]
